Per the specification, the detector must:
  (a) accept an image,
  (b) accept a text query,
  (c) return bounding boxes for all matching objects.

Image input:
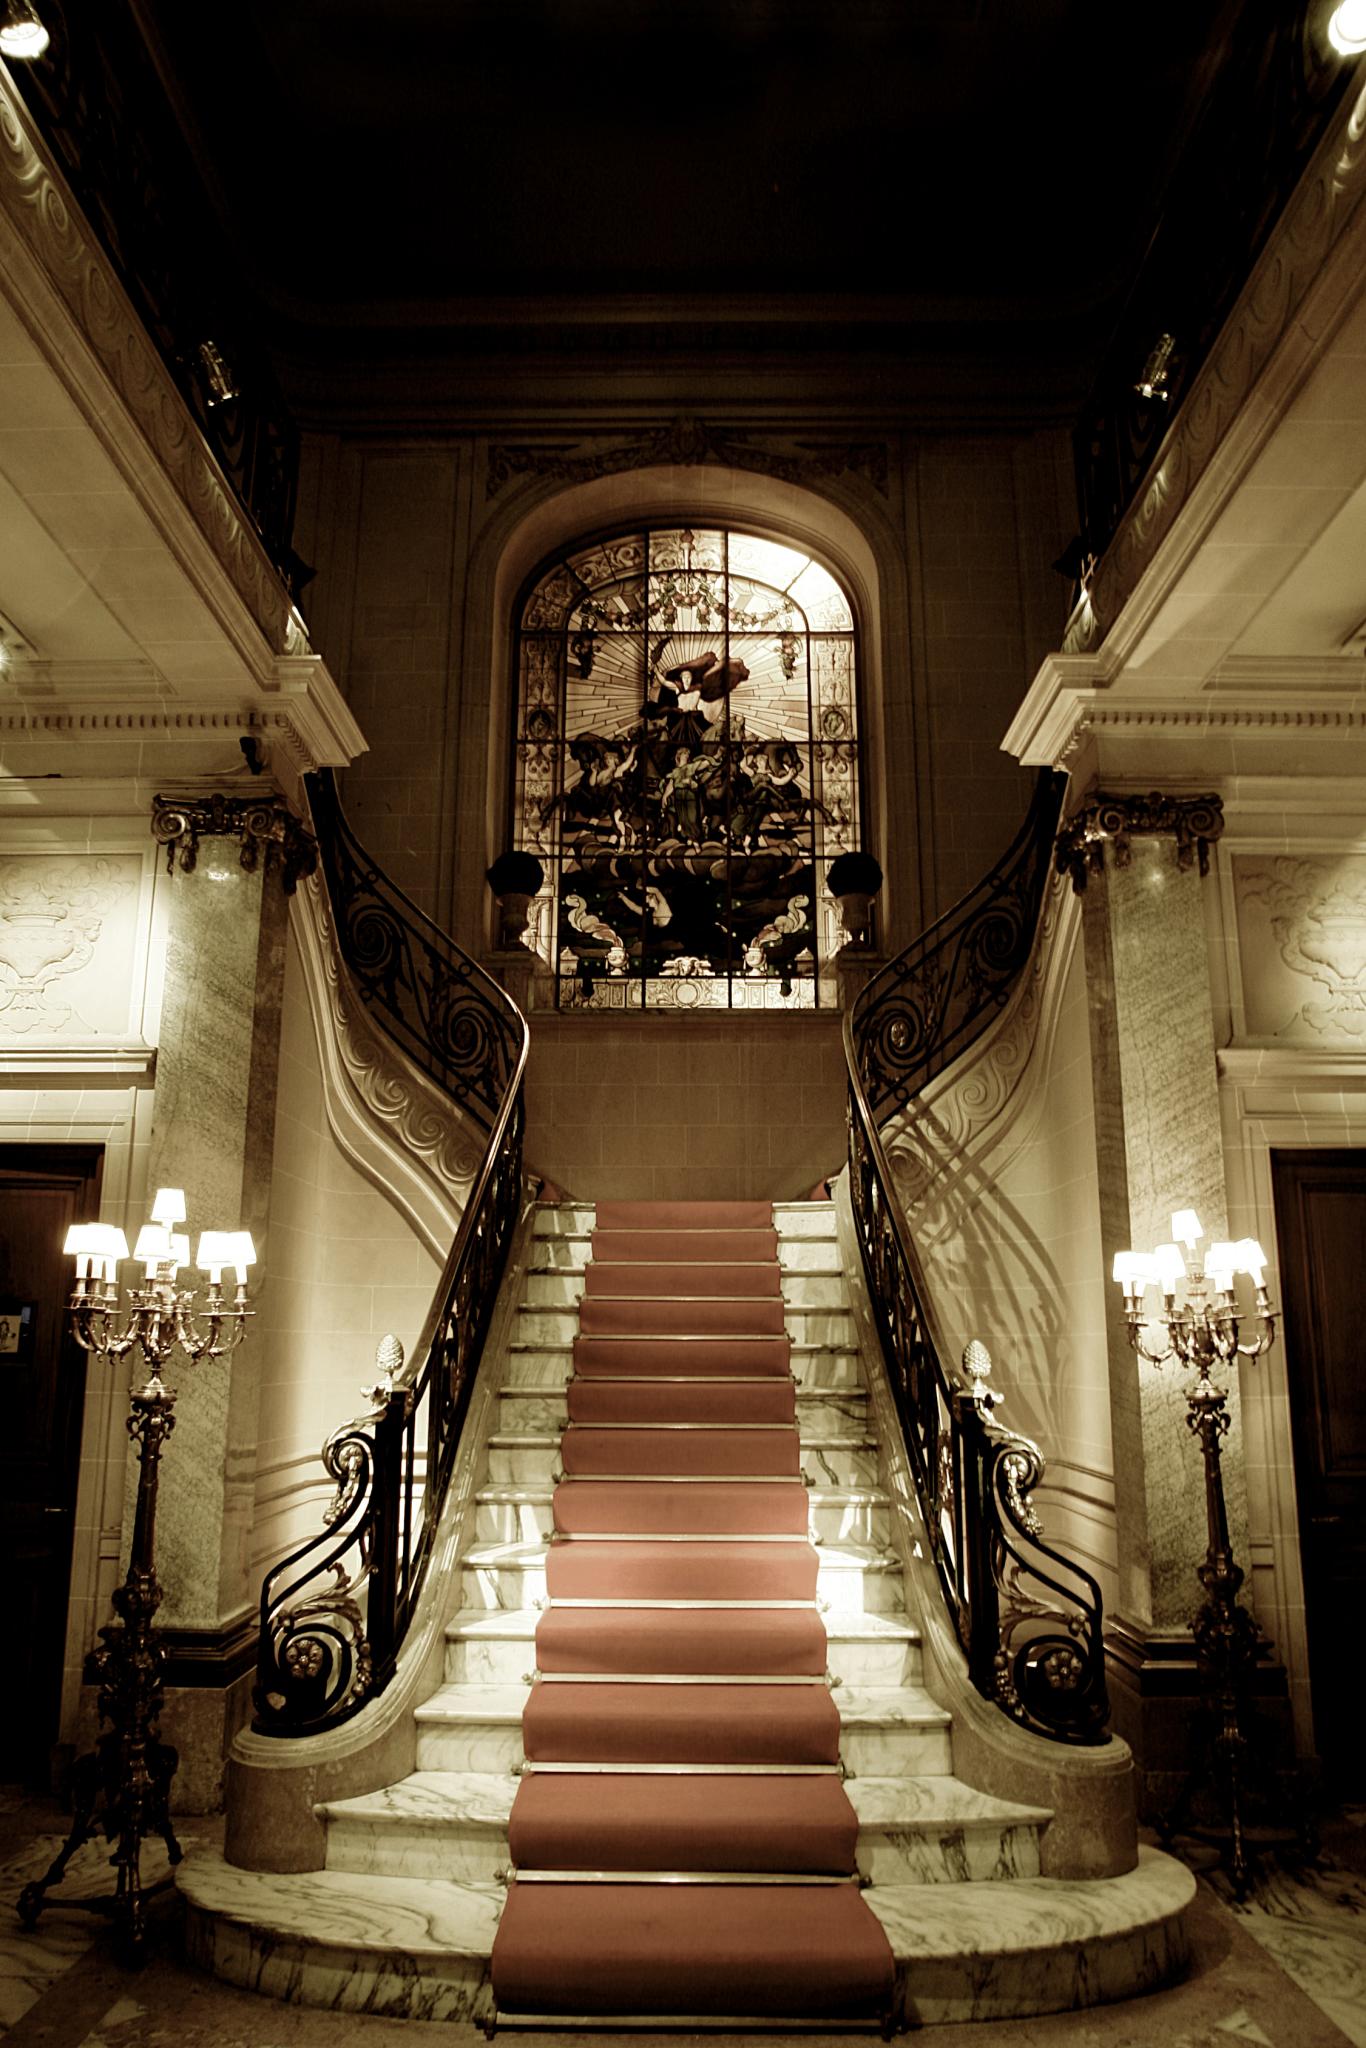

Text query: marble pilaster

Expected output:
[118,842,289,1807]
[1080,832,1259,1801]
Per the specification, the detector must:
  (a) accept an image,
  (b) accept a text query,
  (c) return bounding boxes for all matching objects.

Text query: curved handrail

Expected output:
[844,771,1111,1744]
[252,771,530,1736]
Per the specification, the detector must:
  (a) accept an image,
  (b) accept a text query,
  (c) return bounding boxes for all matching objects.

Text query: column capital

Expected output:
[1055,790,1224,894]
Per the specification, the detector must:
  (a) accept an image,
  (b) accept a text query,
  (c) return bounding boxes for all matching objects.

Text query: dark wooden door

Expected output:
[1271,1147,1366,1793]
[0,1144,102,1786]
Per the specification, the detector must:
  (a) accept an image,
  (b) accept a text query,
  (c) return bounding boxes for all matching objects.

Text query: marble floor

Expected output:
[1,1792,1363,2048]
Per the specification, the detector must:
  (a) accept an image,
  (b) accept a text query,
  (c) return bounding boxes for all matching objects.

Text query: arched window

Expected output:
[513,525,861,1010]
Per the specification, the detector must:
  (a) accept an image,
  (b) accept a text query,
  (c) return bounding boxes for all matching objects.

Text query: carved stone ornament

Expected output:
[150,792,317,894]
[0,855,136,1034]
[486,412,890,500]
[1053,791,1224,894]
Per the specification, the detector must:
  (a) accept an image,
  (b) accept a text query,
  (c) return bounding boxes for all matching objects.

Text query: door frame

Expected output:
[0,1081,152,1752]
[0,1141,104,1775]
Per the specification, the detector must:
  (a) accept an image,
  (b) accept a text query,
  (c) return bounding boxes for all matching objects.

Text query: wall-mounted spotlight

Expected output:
[1328,0,1366,56]
[1134,332,1177,402]
[0,1,50,58]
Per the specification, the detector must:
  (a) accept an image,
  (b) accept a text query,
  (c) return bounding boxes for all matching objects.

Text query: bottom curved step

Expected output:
[178,1844,1195,2027]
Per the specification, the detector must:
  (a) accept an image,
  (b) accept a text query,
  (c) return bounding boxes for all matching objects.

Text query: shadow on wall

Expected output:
[885,1101,1071,1453]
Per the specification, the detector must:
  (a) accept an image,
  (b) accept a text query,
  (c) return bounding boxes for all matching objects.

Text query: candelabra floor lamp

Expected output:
[15,1193,254,1962]
[1114,1212,1310,1899]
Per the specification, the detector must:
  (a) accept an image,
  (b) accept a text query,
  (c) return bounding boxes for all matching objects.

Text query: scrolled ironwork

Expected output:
[856,772,1063,1122]
[845,770,1110,1743]
[306,771,521,1129]
[254,777,529,1736]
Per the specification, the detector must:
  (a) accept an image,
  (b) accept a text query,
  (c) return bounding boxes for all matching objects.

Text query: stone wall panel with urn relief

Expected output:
[1234,854,1366,1044]
[0,853,145,1042]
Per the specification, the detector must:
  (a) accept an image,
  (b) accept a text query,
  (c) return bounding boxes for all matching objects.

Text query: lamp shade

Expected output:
[226,1231,256,1281]
[1171,1209,1202,1248]
[1152,1243,1186,1290]
[151,1187,187,1225]
[196,1231,236,1275]
[1237,1238,1268,1284]
[1204,1242,1239,1289]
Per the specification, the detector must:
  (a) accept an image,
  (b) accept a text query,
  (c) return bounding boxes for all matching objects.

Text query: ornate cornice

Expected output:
[151,792,318,895]
[0,685,366,776]
[0,71,291,654]
[1054,791,1225,894]
[1063,70,1366,657]
[486,412,890,499]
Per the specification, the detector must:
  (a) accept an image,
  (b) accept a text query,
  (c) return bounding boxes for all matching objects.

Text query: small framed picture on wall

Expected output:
[0,1299,36,1365]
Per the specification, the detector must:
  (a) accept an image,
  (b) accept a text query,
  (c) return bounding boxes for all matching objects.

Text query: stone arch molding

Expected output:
[450,456,911,956]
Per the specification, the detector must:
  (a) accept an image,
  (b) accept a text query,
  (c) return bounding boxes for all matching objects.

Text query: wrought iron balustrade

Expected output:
[254,773,529,1735]
[1072,0,1349,576]
[5,1,305,595]
[845,772,1110,1743]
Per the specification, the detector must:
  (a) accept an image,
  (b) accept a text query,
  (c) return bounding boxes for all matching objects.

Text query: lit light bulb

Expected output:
[0,2,50,59]
[1329,0,1366,54]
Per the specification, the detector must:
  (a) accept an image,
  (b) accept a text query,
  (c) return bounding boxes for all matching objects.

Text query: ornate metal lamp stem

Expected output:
[16,1201,253,1961]
[1114,1215,1284,1898]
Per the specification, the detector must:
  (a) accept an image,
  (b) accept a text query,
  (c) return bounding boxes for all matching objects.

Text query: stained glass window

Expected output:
[513,526,861,1011]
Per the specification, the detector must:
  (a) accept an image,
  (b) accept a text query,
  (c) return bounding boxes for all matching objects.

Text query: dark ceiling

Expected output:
[137,0,1235,342]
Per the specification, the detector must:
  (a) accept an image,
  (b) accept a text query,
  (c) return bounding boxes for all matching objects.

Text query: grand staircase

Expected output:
[180,1193,1193,2027]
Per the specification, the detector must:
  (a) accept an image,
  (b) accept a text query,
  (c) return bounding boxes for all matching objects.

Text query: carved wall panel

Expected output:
[0,852,145,1042]
[1234,853,1366,1043]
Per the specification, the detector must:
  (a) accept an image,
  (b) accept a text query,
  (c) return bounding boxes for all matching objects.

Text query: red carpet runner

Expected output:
[492,1200,895,2023]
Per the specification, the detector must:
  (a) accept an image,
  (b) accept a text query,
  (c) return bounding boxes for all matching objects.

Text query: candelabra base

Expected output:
[1156,1615,1316,1900]
[15,1376,183,1962]
[15,1724,183,1961]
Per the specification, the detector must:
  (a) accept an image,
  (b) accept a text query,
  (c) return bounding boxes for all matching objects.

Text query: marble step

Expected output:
[505,1342,866,1392]
[178,1842,1194,2023]
[177,1847,501,2022]
[495,1386,871,1438]
[533,1237,842,1277]
[772,1202,839,1239]
[315,1769,1044,1890]
[533,1205,596,1238]
[474,1485,893,1547]
[413,1681,952,1780]
[485,1434,880,1490]
[525,1268,849,1309]
[321,1770,515,1885]
[460,1538,905,1615]
[414,1683,530,1775]
[847,1776,1050,1886]
[443,1608,922,1690]
[531,1206,839,1239]
[864,1849,1196,2025]
[515,1306,858,1348]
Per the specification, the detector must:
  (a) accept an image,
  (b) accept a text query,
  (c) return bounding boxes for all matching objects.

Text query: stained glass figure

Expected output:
[512,527,861,1010]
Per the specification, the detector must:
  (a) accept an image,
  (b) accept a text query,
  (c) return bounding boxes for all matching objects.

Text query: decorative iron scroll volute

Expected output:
[845,771,1110,1744]
[253,772,529,1736]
